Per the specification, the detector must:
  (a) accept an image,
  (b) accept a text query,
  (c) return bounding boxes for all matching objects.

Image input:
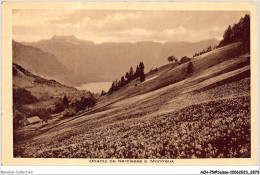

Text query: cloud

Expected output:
[163,26,187,36]
[12,10,249,43]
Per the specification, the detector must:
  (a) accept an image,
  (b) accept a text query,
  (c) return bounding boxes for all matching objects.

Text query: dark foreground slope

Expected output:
[14,43,250,158]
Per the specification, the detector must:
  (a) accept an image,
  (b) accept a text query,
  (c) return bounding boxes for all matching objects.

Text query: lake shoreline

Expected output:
[76,82,112,93]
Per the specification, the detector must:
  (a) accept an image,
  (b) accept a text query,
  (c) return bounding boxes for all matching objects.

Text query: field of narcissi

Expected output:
[14,43,251,158]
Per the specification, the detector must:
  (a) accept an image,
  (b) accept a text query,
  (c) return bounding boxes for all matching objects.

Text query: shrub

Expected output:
[63,109,76,119]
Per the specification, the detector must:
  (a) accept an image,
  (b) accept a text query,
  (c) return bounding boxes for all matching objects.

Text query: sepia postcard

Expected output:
[1,1,258,166]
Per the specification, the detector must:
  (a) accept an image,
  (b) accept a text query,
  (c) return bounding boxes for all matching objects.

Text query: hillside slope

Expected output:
[13,41,73,85]
[14,43,250,159]
[25,36,219,84]
[13,63,90,114]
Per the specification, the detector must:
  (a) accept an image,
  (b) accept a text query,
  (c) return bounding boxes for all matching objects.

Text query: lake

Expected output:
[76,82,112,94]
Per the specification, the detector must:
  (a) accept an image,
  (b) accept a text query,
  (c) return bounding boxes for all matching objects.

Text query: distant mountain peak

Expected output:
[51,35,77,41]
[49,35,96,45]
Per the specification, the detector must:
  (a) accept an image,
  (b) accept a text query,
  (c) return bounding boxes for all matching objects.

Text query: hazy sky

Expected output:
[13,10,248,43]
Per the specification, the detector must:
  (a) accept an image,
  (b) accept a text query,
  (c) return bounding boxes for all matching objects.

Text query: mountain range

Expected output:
[20,36,219,85]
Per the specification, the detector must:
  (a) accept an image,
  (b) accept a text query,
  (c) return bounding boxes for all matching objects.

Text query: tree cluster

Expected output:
[36,108,52,123]
[108,62,145,94]
[13,93,97,128]
[72,94,97,112]
[193,45,213,57]
[13,87,39,106]
[54,96,69,114]
[149,68,158,74]
[167,56,178,64]
[218,14,250,51]
[54,94,96,116]
[180,56,191,64]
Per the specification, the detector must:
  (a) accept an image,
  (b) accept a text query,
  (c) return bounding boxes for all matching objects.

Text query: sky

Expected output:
[13,10,248,43]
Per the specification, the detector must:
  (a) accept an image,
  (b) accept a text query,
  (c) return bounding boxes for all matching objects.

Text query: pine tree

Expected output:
[218,14,250,49]
[125,72,130,83]
[135,65,140,78]
[120,76,126,87]
[139,62,145,82]
[109,81,115,93]
[129,67,134,80]
[224,25,232,44]
[139,62,144,73]
[118,80,122,88]
[115,79,118,91]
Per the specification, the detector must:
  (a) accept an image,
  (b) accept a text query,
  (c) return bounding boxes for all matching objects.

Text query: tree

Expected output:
[240,14,250,51]
[88,94,96,109]
[37,109,52,123]
[206,45,212,52]
[218,14,250,50]
[118,79,122,88]
[114,79,118,91]
[120,76,126,87]
[129,67,134,80]
[74,95,93,112]
[167,56,177,64]
[125,72,130,83]
[180,56,191,64]
[223,25,232,45]
[81,96,88,109]
[63,95,69,107]
[187,62,194,75]
[135,65,140,78]
[138,62,145,82]
[108,81,115,94]
[75,100,83,112]
[140,74,145,82]
[101,90,106,96]
[108,62,145,93]
[13,88,38,106]
[54,102,65,114]
[139,62,144,73]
